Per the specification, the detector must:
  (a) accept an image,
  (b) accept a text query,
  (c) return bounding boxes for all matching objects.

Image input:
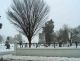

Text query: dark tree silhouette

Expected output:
[7,0,49,47]
[0,16,2,29]
[0,16,3,43]
[5,37,10,49]
[0,23,2,29]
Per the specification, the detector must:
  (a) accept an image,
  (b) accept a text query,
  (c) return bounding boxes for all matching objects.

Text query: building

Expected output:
[38,32,46,43]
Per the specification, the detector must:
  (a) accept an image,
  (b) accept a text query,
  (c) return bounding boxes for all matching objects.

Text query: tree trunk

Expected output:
[28,38,31,48]
[59,42,62,47]
[28,37,32,48]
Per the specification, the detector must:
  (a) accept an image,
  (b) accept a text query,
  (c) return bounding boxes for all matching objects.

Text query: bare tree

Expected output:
[7,0,49,47]
[57,25,69,43]
[71,28,80,42]
[14,33,23,47]
[62,25,69,43]
[14,33,23,42]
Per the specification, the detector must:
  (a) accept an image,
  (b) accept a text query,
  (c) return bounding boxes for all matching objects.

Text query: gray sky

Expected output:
[46,0,80,29]
[0,0,80,42]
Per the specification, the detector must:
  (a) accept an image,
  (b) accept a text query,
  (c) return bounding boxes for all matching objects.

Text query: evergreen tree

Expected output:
[43,19,54,46]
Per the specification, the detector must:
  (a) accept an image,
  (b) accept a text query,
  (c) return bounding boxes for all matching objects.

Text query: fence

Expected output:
[17,42,80,48]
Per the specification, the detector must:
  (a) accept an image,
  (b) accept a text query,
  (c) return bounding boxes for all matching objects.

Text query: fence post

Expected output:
[36,43,38,48]
[75,42,78,48]
[25,43,27,47]
[54,42,55,48]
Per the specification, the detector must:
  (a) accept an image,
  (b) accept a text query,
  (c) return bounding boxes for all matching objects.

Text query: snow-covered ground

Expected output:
[0,44,14,52]
[0,43,80,53]
[1,43,79,54]
[1,44,80,61]
[2,55,80,61]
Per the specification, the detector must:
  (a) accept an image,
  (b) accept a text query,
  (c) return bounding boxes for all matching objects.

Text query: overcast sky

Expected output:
[0,0,80,42]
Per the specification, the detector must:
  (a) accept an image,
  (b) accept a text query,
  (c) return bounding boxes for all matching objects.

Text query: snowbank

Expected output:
[0,44,14,52]
[2,55,80,61]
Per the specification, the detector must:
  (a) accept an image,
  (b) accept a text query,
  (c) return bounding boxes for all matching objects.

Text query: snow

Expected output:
[0,44,14,52]
[2,55,80,61]
[0,43,80,61]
